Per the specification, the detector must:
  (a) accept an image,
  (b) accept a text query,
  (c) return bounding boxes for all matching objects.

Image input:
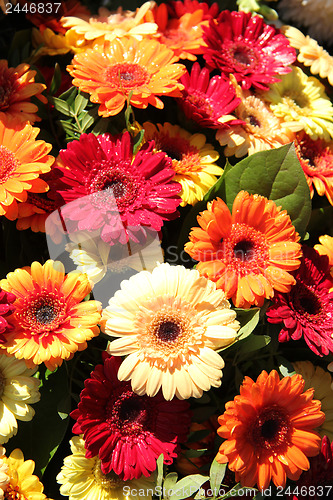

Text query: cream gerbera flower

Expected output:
[282,26,333,86]
[264,66,333,141]
[57,435,156,500]
[101,263,240,400]
[216,75,293,158]
[293,361,333,440]
[143,122,223,205]
[2,449,46,500]
[0,354,40,444]
[61,2,157,44]
[66,230,163,285]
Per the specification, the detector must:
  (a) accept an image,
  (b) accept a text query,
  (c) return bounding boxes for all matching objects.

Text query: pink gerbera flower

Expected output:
[0,288,15,344]
[202,10,296,90]
[266,246,333,356]
[54,132,181,244]
[176,62,242,128]
[287,436,333,500]
[71,354,191,481]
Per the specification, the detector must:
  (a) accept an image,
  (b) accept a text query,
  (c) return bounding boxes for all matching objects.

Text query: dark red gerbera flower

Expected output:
[71,354,191,481]
[54,132,181,244]
[0,288,15,343]
[176,62,242,128]
[202,10,296,90]
[167,0,220,20]
[266,245,333,356]
[287,435,333,500]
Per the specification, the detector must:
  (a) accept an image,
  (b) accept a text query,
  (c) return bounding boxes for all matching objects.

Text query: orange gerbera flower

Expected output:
[0,60,46,123]
[0,260,102,371]
[0,118,54,221]
[151,2,208,61]
[67,37,186,117]
[216,370,325,490]
[185,191,302,308]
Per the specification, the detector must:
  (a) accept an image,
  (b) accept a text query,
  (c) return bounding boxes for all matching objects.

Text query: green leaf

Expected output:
[79,111,95,131]
[277,356,296,377]
[156,453,164,494]
[49,63,62,96]
[133,129,145,155]
[58,86,78,106]
[168,475,208,500]
[73,93,89,116]
[52,97,73,117]
[237,334,271,356]
[235,308,260,341]
[6,364,70,476]
[59,120,79,135]
[164,472,178,494]
[209,459,227,497]
[221,144,311,238]
[92,117,110,135]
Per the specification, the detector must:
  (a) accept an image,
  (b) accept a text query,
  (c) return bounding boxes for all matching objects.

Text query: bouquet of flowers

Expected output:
[0,0,332,498]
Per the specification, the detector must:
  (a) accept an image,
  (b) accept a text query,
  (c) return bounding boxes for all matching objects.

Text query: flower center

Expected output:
[186,92,214,118]
[151,132,202,174]
[233,48,252,66]
[4,484,26,500]
[251,406,291,453]
[248,114,260,127]
[233,240,255,261]
[294,134,333,177]
[17,291,66,334]
[107,390,148,434]
[0,146,19,184]
[157,320,181,342]
[104,62,150,89]
[293,283,322,316]
[93,460,123,491]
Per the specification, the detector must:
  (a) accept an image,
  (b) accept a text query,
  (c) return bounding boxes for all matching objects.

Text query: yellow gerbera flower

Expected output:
[61,2,157,44]
[143,122,222,206]
[0,260,102,371]
[2,449,46,500]
[32,27,89,57]
[314,234,333,288]
[264,66,333,141]
[293,361,333,440]
[283,26,333,86]
[102,263,240,400]
[56,435,156,500]
[0,354,40,444]
[216,75,294,158]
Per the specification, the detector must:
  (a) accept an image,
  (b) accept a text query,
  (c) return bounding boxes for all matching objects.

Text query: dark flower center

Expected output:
[233,48,252,66]
[164,148,182,161]
[294,283,322,316]
[35,304,57,325]
[104,62,150,89]
[157,320,181,342]
[251,406,291,452]
[109,391,149,434]
[104,179,126,199]
[120,72,134,81]
[234,240,255,261]
[248,114,260,127]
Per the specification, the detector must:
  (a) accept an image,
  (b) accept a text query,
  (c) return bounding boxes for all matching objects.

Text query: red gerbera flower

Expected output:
[54,132,181,244]
[0,288,15,344]
[287,436,333,500]
[71,354,191,481]
[202,10,296,90]
[266,245,333,356]
[176,62,242,129]
[167,0,220,20]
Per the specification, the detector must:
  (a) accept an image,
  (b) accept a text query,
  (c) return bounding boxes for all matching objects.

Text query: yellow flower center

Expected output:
[93,460,122,491]
[104,63,150,89]
[0,146,19,184]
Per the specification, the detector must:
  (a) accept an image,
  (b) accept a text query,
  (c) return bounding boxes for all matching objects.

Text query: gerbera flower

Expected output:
[67,37,186,117]
[202,10,296,91]
[216,370,325,490]
[143,121,223,206]
[167,0,220,19]
[66,229,163,285]
[61,2,157,43]
[2,448,46,500]
[278,0,333,46]
[264,66,333,141]
[216,75,294,157]
[57,435,157,500]
[0,260,102,371]
[16,191,59,233]
[71,354,191,480]
[0,354,40,444]
[54,132,181,245]
[293,361,333,440]
[176,62,242,129]
[287,436,333,500]
[314,235,333,285]
[102,263,240,400]
[294,131,333,206]
[185,191,302,308]
[151,3,208,61]
[283,26,333,86]
[0,60,47,123]
[32,27,88,57]
[0,447,9,498]
[0,289,15,344]
[0,118,54,221]
[266,246,333,357]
